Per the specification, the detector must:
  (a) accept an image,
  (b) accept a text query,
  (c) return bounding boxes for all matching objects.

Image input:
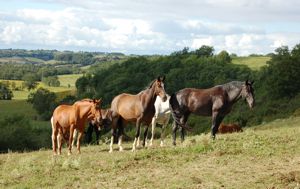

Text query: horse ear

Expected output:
[161,76,165,82]
[251,80,254,85]
[93,99,96,103]
[98,98,102,103]
[245,80,249,85]
[157,76,161,82]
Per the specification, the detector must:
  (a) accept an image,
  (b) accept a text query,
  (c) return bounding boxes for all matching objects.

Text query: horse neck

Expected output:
[225,85,243,104]
[75,102,93,120]
[140,85,157,108]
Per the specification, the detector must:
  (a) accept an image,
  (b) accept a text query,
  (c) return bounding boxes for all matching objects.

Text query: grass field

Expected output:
[232,56,271,70]
[0,100,37,119]
[0,74,79,100]
[57,74,83,87]
[1,116,300,188]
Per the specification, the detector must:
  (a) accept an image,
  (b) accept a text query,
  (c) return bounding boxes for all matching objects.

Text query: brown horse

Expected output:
[51,99,102,155]
[218,123,243,134]
[170,80,254,145]
[109,76,167,152]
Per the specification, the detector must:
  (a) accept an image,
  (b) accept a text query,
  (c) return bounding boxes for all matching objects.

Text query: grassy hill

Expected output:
[232,56,270,70]
[1,116,300,188]
[0,74,80,100]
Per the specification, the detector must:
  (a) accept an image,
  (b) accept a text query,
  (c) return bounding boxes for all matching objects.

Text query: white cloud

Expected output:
[0,0,299,55]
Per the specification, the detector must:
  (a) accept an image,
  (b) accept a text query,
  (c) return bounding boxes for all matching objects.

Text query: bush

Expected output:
[0,115,50,152]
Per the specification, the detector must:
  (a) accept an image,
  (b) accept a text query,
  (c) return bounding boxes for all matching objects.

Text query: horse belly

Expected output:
[191,103,212,116]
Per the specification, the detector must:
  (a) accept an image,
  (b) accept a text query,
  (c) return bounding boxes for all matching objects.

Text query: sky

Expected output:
[0,0,299,55]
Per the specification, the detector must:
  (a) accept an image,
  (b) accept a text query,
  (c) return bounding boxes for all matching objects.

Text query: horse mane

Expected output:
[221,81,243,92]
[147,79,156,89]
[79,98,93,103]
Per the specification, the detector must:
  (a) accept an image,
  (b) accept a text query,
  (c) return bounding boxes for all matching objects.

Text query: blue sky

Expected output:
[0,0,299,55]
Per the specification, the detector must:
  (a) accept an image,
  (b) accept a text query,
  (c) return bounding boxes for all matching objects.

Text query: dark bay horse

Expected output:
[109,76,167,152]
[170,80,254,145]
[51,99,102,155]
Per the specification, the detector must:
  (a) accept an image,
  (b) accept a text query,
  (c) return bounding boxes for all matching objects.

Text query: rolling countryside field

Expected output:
[232,56,270,70]
[0,116,300,188]
[0,74,80,100]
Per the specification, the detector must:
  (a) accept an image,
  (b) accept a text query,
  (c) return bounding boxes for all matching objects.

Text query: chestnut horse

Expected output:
[109,76,167,152]
[72,108,112,146]
[51,99,102,155]
[170,80,254,145]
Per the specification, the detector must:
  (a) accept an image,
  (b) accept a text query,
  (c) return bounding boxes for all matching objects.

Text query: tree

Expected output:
[27,88,57,120]
[217,50,232,63]
[195,45,214,57]
[0,82,13,100]
[42,76,60,87]
[263,45,300,98]
[22,73,38,91]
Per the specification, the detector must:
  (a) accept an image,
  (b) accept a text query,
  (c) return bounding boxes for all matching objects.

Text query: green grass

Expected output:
[232,56,271,70]
[1,116,300,188]
[0,100,37,119]
[57,74,83,87]
[1,75,78,100]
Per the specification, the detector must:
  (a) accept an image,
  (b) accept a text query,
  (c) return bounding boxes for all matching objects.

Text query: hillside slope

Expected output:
[1,116,300,188]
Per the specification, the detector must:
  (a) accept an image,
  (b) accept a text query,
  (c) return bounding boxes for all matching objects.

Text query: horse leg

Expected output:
[51,126,58,155]
[180,126,185,143]
[72,129,77,148]
[76,130,84,154]
[150,117,156,146]
[160,117,169,147]
[211,112,224,139]
[57,128,63,155]
[172,121,178,146]
[132,118,142,152]
[109,128,116,153]
[95,126,100,145]
[86,123,93,144]
[136,136,141,147]
[117,123,124,152]
[68,125,75,155]
[143,125,149,147]
[180,114,189,143]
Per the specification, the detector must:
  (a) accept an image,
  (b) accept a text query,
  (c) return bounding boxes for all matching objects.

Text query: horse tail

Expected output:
[50,116,54,129]
[169,93,192,132]
[169,93,182,126]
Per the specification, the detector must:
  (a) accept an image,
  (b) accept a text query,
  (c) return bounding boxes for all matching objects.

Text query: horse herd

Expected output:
[51,76,254,155]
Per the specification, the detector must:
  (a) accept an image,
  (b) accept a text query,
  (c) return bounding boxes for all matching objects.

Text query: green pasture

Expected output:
[57,74,83,87]
[0,116,300,188]
[0,74,80,100]
[232,56,270,70]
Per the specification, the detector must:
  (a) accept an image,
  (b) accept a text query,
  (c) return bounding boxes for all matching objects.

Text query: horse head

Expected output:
[91,98,104,129]
[241,80,255,109]
[154,76,167,102]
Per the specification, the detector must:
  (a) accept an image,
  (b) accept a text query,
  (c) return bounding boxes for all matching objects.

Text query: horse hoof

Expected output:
[68,152,72,156]
[119,147,123,152]
[131,148,136,152]
[109,150,113,153]
[172,142,176,146]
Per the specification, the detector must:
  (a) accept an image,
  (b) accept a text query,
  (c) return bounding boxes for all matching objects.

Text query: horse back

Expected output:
[176,87,225,116]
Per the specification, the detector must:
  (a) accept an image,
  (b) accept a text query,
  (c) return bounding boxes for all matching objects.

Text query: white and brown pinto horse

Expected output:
[110,76,167,152]
[51,99,102,155]
[148,94,171,147]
